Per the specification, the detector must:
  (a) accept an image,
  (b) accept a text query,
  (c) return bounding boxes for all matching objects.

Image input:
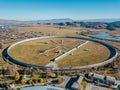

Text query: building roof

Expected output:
[106,76,116,82]
[77,76,84,84]
[93,73,105,80]
[71,82,82,90]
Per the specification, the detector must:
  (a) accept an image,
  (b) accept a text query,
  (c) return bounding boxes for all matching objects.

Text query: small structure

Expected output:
[88,73,116,86]
[56,50,62,54]
[70,53,73,55]
[71,76,84,90]
[116,80,120,89]
[118,85,120,90]
[71,82,82,90]
[22,74,27,79]
[9,83,15,89]
[91,73,105,83]
[47,72,56,78]
[106,76,116,85]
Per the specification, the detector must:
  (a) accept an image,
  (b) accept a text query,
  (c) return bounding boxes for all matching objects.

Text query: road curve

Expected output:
[2,36,118,70]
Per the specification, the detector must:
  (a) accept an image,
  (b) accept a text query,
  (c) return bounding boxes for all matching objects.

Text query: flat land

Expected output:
[1,26,118,68]
[9,38,110,66]
[9,38,85,66]
[57,41,110,67]
[15,26,80,36]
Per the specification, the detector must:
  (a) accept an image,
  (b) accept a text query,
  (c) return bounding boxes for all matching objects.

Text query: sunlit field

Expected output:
[9,38,110,66]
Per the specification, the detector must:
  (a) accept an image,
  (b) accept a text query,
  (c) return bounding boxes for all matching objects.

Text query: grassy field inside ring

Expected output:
[9,38,110,67]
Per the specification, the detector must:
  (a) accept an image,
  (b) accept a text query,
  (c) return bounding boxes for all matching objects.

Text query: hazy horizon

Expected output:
[1,17,120,21]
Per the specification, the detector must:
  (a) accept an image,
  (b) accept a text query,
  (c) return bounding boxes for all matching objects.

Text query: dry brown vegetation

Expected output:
[15,26,80,36]
[1,26,119,68]
[57,41,110,67]
[9,38,85,66]
[9,38,110,66]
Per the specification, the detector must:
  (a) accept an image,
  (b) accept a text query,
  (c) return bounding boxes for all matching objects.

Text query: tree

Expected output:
[2,67,6,77]
[21,78,26,84]
[39,78,45,83]
[0,42,3,49]
[15,71,20,81]
[58,23,65,26]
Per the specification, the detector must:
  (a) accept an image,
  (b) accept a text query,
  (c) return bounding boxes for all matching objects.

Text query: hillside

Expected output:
[0,18,120,30]
[54,21,120,30]
[79,18,120,22]
[27,18,73,23]
[79,21,120,30]
[0,19,33,27]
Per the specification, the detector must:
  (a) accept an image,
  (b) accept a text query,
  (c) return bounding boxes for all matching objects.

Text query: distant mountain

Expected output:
[75,21,120,30]
[0,19,23,25]
[0,18,120,30]
[54,21,120,30]
[106,21,120,30]
[79,22,107,29]
[27,18,120,24]
[79,18,120,22]
[0,19,33,26]
[27,18,73,23]
[1,18,120,24]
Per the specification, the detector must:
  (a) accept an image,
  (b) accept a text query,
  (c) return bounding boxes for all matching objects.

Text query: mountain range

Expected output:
[79,18,120,22]
[0,18,120,24]
[27,18,120,23]
[0,18,120,30]
[27,18,73,23]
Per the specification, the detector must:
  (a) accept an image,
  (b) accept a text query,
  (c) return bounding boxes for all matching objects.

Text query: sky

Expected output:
[0,0,120,20]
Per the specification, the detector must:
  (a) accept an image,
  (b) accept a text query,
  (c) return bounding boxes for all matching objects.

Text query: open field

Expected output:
[15,26,80,36]
[104,40,120,50]
[9,38,110,66]
[9,38,85,66]
[57,41,110,67]
[0,26,119,68]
